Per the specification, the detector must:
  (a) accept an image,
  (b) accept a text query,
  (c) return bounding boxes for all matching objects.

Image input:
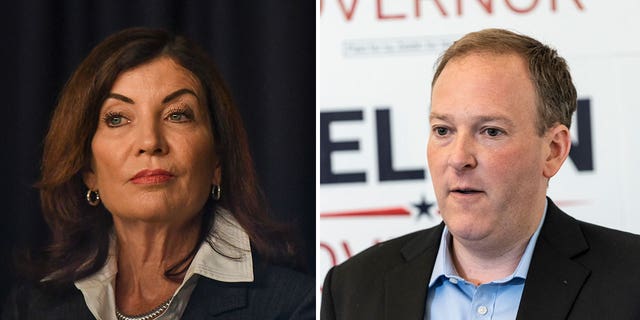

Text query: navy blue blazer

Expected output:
[321,199,640,320]
[3,263,314,319]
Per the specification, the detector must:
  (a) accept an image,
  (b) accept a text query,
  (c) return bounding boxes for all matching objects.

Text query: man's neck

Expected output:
[449,233,531,285]
[446,199,547,285]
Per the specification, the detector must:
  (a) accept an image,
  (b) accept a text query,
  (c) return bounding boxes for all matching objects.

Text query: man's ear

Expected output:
[543,124,571,179]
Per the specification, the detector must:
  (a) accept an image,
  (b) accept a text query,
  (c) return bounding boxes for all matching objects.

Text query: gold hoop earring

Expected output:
[211,185,222,201]
[86,189,100,206]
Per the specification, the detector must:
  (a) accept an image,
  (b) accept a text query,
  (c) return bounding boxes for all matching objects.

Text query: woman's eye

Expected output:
[169,113,186,121]
[166,108,194,122]
[104,113,128,127]
[109,116,123,126]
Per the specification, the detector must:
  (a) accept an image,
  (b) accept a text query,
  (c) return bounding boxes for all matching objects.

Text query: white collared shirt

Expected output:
[73,209,254,320]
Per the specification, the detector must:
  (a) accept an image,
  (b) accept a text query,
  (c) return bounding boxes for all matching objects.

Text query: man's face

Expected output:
[428,52,551,247]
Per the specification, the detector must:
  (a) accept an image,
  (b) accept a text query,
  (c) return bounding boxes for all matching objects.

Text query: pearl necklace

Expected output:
[116,297,172,320]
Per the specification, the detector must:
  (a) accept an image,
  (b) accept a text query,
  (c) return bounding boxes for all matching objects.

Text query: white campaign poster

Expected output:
[318,0,640,292]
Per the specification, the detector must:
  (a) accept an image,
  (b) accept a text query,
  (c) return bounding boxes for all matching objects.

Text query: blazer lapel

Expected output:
[384,224,443,320]
[181,277,248,319]
[516,199,590,320]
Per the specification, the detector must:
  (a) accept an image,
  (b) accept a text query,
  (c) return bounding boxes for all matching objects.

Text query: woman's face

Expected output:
[84,57,220,224]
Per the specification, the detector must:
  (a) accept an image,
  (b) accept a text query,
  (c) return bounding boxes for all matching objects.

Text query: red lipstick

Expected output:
[131,169,174,184]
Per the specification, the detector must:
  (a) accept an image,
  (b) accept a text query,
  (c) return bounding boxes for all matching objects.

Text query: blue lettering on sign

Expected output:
[568,99,593,171]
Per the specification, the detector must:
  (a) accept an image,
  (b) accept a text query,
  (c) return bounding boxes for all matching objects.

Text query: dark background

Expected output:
[0,1,315,304]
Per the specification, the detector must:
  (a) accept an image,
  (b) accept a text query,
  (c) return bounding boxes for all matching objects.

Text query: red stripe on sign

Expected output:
[320,207,410,218]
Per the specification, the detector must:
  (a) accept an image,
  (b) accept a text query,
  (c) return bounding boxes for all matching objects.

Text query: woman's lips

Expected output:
[130,169,174,184]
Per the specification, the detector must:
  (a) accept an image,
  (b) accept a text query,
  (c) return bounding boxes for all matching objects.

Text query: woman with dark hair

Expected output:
[2,27,314,319]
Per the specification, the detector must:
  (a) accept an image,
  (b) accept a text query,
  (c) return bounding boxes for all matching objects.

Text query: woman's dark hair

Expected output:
[30,27,294,284]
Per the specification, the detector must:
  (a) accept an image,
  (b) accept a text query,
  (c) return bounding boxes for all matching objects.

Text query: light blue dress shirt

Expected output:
[425,202,547,320]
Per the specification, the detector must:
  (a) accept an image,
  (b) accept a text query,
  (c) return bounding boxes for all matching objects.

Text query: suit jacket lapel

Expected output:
[384,224,444,320]
[516,199,590,320]
[181,277,248,319]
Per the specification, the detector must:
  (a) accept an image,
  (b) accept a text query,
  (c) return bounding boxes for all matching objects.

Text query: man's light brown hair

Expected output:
[432,28,577,135]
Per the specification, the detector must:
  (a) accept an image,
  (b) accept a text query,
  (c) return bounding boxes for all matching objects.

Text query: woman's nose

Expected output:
[136,120,168,156]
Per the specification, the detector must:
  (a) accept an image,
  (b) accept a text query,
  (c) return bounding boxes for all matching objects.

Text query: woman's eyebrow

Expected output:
[162,88,198,104]
[106,93,134,104]
[105,88,197,105]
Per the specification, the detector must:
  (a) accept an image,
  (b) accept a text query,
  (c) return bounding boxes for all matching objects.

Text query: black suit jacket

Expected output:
[3,263,315,320]
[321,199,640,319]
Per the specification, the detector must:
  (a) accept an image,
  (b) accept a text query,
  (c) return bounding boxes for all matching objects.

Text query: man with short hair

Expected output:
[321,28,640,320]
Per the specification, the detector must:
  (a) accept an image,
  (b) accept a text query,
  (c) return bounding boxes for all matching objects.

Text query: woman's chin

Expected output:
[110,207,199,225]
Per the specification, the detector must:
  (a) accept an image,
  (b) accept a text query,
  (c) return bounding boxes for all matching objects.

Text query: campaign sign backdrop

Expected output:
[318,0,640,293]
